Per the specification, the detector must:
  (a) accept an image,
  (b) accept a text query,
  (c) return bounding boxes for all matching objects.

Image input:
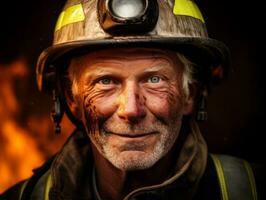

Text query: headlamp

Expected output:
[98,0,159,35]
[110,0,147,19]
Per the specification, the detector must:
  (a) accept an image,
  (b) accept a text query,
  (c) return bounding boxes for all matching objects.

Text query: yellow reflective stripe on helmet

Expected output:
[211,154,229,200]
[173,0,205,23]
[55,4,85,32]
[243,160,258,200]
[44,172,52,200]
[19,180,29,200]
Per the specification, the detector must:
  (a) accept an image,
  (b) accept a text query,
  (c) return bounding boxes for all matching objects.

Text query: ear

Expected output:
[182,84,197,115]
[64,90,83,120]
[68,100,82,119]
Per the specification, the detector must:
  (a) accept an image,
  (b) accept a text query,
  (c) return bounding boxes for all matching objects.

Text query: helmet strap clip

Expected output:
[196,89,208,121]
[51,89,64,134]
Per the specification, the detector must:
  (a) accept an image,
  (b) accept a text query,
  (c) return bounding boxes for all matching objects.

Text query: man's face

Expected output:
[69,48,193,170]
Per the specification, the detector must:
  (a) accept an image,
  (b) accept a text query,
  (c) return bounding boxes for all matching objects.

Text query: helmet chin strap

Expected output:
[51,89,64,134]
[196,89,208,122]
[50,71,85,134]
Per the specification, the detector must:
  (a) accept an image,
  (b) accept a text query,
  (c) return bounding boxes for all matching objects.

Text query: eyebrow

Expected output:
[143,64,169,72]
[82,68,122,84]
[82,62,172,82]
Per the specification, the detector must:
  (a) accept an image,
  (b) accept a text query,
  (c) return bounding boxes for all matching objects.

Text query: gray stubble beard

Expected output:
[88,118,182,171]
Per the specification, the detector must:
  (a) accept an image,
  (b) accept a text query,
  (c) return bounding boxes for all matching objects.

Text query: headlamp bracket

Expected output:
[97,0,159,35]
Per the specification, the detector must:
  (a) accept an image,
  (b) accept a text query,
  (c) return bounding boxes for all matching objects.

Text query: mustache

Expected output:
[102,119,167,135]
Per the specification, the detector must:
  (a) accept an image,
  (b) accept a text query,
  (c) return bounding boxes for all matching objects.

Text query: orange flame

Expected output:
[0,59,74,193]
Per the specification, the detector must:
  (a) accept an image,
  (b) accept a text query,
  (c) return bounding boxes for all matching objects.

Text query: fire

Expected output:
[0,59,74,193]
[0,120,44,192]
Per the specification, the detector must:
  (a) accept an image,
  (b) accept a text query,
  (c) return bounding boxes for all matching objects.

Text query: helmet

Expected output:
[36,0,230,92]
[36,0,230,132]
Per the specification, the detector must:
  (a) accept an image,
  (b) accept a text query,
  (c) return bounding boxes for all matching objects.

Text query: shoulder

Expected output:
[0,156,54,200]
[0,180,28,200]
[209,154,258,200]
[196,154,259,200]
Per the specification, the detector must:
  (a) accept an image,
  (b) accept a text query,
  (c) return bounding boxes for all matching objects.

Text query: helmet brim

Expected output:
[37,37,230,91]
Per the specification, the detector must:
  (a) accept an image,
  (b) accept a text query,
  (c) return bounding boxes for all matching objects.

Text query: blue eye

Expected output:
[148,76,161,83]
[99,78,112,85]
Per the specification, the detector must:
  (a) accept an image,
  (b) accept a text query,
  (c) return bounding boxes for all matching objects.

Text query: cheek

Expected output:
[83,89,118,119]
[93,96,117,117]
[143,84,184,120]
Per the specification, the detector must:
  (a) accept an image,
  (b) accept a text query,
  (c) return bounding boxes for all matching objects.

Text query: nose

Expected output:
[117,82,146,123]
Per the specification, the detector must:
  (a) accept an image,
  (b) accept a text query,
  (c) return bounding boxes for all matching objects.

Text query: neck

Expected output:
[91,144,177,200]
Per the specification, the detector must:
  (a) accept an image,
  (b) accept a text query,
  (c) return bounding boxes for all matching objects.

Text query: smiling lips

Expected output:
[106,131,158,138]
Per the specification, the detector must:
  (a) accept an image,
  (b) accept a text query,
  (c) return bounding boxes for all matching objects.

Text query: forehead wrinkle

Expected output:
[74,48,179,68]
[143,57,183,73]
[143,63,171,73]
[77,60,122,76]
[82,65,125,82]
[81,61,177,80]
[77,59,124,69]
[71,51,183,80]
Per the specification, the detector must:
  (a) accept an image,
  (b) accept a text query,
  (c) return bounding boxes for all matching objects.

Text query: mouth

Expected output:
[103,129,158,139]
[110,132,157,138]
[101,129,159,151]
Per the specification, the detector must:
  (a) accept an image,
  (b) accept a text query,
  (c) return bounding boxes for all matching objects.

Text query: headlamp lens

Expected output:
[98,0,158,35]
[111,0,146,18]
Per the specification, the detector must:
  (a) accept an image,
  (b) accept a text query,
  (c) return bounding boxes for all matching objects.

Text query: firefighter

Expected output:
[1,0,258,199]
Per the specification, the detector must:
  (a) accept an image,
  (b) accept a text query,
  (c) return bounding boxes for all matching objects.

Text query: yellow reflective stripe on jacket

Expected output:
[243,160,258,200]
[211,154,258,200]
[19,171,52,200]
[210,154,229,200]
[44,172,52,200]
[19,180,29,200]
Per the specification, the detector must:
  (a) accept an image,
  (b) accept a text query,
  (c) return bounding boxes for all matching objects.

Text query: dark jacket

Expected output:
[0,122,258,200]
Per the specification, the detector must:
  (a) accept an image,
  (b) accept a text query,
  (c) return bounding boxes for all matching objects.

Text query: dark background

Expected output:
[0,0,265,196]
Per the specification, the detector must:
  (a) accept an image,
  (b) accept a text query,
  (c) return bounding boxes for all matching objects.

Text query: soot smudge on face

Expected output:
[83,95,98,136]
[166,81,185,124]
[82,92,108,150]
